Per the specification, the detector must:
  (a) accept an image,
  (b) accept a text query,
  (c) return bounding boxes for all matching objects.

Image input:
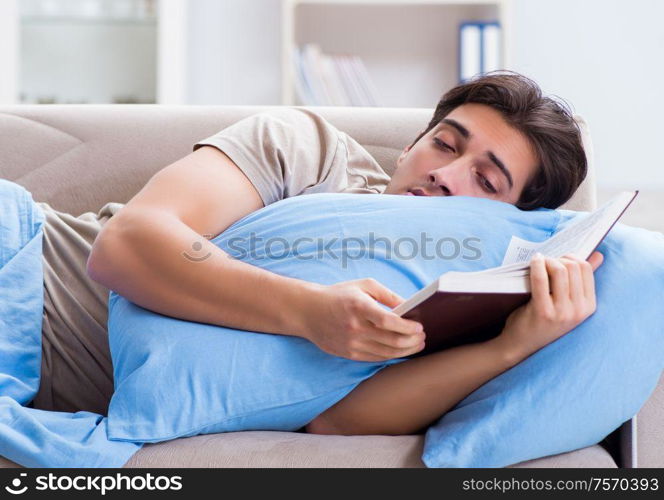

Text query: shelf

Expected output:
[282,0,509,107]
[291,0,500,5]
[21,16,157,26]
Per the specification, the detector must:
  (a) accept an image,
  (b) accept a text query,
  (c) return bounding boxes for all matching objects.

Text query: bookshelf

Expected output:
[281,0,512,108]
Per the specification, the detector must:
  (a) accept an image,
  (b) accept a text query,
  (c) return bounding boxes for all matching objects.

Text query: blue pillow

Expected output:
[422,212,664,467]
[106,193,561,442]
[106,193,663,470]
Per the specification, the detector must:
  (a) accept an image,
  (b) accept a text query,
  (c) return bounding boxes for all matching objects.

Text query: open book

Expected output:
[393,191,639,356]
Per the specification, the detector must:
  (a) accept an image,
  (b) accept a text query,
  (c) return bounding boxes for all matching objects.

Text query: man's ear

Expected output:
[397,144,411,162]
[397,130,424,165]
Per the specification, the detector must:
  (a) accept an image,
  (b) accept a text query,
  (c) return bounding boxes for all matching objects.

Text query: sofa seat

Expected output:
[0,432,617,468]
[0,105,642,469]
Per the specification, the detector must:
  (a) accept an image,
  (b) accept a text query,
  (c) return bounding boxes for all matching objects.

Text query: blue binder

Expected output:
[458,21,502,83]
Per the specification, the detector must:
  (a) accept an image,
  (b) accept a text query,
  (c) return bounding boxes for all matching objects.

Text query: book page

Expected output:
[473,191,637,276]
[501,235,544,266]
[536,191,637,259]
[401,191,637,311]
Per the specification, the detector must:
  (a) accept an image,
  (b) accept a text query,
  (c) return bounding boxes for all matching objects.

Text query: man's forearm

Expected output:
[87,210,315,337]
[307,335,522,435]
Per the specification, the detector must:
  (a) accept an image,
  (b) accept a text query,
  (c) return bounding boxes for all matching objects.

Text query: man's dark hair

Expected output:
[411,71,587,210]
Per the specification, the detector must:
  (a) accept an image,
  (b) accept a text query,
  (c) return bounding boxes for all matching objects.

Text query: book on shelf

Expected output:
[349,55,380,107]
[459,21,502,83]
[293,44,380,106]
[300,44,331,105]
[334,55,364,106]
[393,190,639,356]
[334,54,366,106]
[320,55,349,106]
[293,46,316,106]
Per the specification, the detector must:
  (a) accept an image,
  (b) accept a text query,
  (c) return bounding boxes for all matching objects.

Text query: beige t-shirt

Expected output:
[34,108,390,414]
[193,107,391,205]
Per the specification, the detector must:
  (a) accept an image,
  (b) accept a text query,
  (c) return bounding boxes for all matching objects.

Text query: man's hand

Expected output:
[301,278,426,361]
[495,251,604,362]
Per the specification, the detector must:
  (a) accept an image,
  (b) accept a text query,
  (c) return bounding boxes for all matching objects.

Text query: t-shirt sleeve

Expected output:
[192,108,348,206]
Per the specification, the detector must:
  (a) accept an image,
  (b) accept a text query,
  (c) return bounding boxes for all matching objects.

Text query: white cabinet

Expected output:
[282,0,511,108]
[0,0,188,105]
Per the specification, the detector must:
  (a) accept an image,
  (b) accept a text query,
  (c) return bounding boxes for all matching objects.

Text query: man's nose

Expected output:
[428,160,468,196]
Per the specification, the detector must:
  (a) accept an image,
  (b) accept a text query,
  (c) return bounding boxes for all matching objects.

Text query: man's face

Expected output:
[384,103,538,205]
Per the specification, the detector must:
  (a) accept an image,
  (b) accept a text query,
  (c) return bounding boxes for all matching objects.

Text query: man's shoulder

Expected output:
[247,106,335,130]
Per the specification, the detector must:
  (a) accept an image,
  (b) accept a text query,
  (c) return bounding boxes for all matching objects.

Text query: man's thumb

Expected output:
[588,251,604,271]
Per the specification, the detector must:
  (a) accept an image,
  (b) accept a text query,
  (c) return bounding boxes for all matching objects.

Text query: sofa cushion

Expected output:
[635,372,664,467]
[122,432,617,468]
[0,434,616,469]
[0,106,428,215]
[0,106,594,215]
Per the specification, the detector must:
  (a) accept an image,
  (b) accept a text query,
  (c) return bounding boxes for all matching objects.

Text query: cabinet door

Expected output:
[18,0,158,104]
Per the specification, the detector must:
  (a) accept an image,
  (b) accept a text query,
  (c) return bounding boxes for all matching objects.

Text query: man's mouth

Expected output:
[406,188,430,197]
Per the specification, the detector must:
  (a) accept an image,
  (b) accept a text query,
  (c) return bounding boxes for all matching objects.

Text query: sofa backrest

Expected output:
[0,105,596,216]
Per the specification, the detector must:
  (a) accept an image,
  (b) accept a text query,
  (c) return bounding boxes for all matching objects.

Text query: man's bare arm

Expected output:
[88,146,300,332]
[306,252,604,435]
[87,146,424,359]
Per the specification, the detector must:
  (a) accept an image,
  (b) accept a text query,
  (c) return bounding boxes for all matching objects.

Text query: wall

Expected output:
[4,0,662,190]
[509,0,664,190]
[186,0,282,105]
[0,0,18,105]
[184,0,664,189]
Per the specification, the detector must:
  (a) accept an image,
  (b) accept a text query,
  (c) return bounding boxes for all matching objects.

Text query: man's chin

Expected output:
[381,184,409,196]
[381,184,398,195]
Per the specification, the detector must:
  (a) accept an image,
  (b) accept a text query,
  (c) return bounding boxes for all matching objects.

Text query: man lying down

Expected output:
[0,72,602,466]
[85,71,602,438]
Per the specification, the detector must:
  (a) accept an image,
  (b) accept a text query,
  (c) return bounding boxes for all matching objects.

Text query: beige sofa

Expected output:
[0,104,657,468]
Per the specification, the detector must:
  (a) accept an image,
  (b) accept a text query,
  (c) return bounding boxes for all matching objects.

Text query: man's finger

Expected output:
[560,256,583,304]
[546,257,570,305]
[587,251,604,272]
[562,253,598,300]
[358,278,405,308]
[362,337,425,360]
[349,349,385,363]
[362,321,425,350]
[529,253,551,307]
[363,302,424,336]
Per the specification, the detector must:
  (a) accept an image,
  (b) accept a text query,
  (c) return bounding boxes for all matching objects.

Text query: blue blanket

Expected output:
[0,179,141,468]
